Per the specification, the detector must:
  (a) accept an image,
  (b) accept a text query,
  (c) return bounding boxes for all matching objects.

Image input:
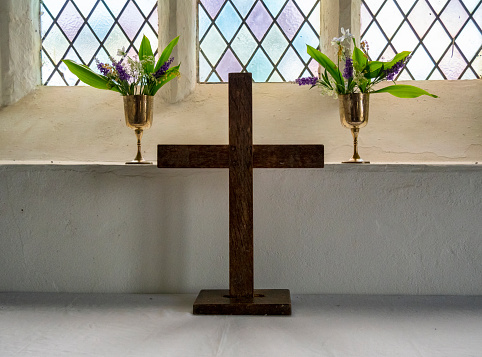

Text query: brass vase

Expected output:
[339,93,370,164]
[124,95,153,164]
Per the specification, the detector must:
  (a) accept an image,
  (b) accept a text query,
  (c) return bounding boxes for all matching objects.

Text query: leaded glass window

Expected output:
[361,0,482,80]
[41,0,158,86]
[198,0,321,82]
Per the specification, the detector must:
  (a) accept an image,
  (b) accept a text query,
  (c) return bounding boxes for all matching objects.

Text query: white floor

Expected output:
[1,293,481,357]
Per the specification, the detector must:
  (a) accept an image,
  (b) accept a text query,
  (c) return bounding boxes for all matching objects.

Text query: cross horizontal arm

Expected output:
[157,145,229,168]
[253,145,324,168]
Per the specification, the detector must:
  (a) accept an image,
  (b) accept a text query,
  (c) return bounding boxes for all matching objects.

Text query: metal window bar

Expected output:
[41,0,159,86]
[198,0,321,83]
[361,0,482,80]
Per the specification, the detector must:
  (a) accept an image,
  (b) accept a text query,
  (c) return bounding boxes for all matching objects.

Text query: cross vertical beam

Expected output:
[229,73,253,298]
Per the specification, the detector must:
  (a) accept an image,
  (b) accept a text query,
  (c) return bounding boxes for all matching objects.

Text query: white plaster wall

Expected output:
[1,164,481,294]
[0,0,40,107]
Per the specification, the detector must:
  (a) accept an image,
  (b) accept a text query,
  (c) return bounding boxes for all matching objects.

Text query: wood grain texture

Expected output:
[157,145,229,168]
[228,73,254,298]
[193,289,291,315]
[253,145,324,168]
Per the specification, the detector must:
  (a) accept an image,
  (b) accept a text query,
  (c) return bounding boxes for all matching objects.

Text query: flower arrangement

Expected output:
[296,28,437,99]
[63,36,180,96]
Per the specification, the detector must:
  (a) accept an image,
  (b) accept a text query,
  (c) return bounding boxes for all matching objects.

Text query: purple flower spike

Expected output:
[385,58,408,81]
[97,61,110,76]
[295,76,318,86]
[115,62,130,82]
[343,58,353,79]
[154,57,174,78]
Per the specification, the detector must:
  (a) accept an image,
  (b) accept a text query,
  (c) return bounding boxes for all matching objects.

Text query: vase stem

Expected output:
[351,128,361,161]
[342,127,369,164]
[126,128,152,164]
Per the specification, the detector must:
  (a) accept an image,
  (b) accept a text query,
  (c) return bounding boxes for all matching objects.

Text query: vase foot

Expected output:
[126,160,153,165]
[342,159,370,164]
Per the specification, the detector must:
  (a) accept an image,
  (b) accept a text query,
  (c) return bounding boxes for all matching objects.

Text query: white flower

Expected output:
[332,28,354,45]
[117,47,127,57]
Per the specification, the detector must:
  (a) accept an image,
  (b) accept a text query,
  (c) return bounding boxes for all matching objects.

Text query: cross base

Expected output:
[193,289,291,315]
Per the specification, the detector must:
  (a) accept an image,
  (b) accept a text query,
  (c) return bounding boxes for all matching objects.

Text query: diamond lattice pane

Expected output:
[41,0,158,86]
[198,0,321,83]
[361,0,482,80]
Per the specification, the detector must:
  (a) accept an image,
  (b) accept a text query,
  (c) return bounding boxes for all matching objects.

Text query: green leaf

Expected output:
[307,45,344,88]
[383,51,411,69]
[139,35,154,73]
[62,60,120,92]
[154,36,180,72]
[152,65,181,95]
[372,84,438,98]
[352,46,368,72]
[365,61,384,79]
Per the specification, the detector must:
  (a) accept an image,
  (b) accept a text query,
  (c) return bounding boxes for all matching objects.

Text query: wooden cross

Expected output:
[157,73,324,315]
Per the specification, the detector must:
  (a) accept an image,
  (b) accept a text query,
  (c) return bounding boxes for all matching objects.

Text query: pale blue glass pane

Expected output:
[231,0,256,17]
[88,2,114,41]
[462,0,480,12]
[41,5,54,38]
[377,0,403,39]
[296,0,317,16]
[247,49,273,81]
[207,72,222,82]
[215,2,242,42]
[364,0,385,14]
[360,3,372,34]
[461,69,477,79]
[362,23,386,60]
[391,22,419,53]
[277,0,303,40]
[103,24,129,57]
[103,0,127,17]
[246,2,272,40]
[148,9,158,34]
[428,68,445,79]
[396,0,416,14]
[118,1,144,40]
[264,0,286,17]
[293,22,319,61]
[58,49,80,85]
[407,0,435,37]
[199,53,212,81]
[94,48,111,66]
[199,5,211,40]
[407,47,434,79]
[308,2,320,35]
[41,50,55,85]
[73,26,100,63]
[424,21,451,62]
[277,47,304,80]
[268,71,283,82]
[201,26,227,64]
[42,0,68,18]
[231,25,258,64]
[48,71,67,86]
[133,23,157,52]
[57,1,83,41]
[42,24,70,64]
[262,24,288,63]
[456,20,481,61]
[73,0,97,17]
